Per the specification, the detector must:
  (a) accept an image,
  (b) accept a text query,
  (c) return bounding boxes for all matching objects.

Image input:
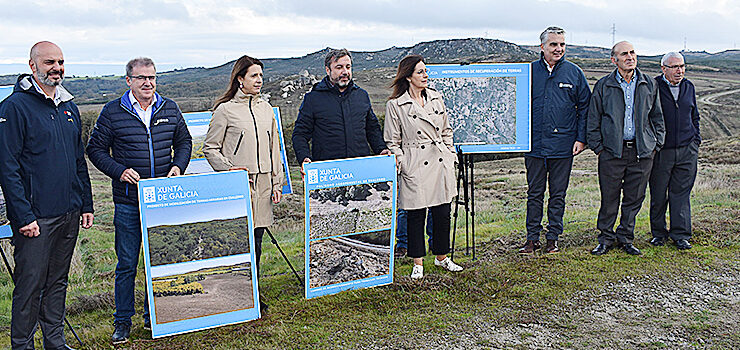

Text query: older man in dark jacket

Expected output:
[587,41,665,256]
[86,57,191,344]
[649,52,700,250]
[520,26,591,255]
[292,49,389,165]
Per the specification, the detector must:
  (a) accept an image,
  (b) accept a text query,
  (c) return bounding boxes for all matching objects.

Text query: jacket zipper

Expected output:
[53,106,73,205]
[249,97,262,173]
[233,130,245,155]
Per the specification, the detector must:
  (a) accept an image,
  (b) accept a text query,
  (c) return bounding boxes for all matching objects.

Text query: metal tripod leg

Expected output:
[264,228,304,287]
[0,241,84,348]
[451,151,465,261]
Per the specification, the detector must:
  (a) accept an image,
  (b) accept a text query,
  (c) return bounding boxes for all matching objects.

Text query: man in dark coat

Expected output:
[649,52,700,250]
[292,48,389,167]
[86,57,191,344]
[0,41,94,350]
[520,26,591,255]
[587,41,665,256]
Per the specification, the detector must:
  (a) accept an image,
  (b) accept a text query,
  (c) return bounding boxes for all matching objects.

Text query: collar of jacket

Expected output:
[538,52,566,72]
[233,88,263,103]
[14,73,74,103]
[120,90,164,116]
[656,74,686,88]
[313,75,358,94]
[605,67,648,88]
[395,88,443,106]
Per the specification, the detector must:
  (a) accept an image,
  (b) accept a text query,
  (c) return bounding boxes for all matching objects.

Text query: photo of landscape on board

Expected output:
[307,180,393,289]
[152,261,254,324]
[428,76,517,145]
[147,215,250,266]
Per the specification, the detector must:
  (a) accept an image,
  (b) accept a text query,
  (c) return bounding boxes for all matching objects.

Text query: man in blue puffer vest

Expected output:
[519,27,591,255]
[86,57,192,344]
[648,52,700,250]
[0,41,95,350]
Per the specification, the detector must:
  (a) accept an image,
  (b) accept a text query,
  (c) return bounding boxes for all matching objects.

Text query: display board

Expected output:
[303,155,396,299]
[427,63,531,153]
[184,107,293,194]
[138,171,260,338]
[0,86,13,238]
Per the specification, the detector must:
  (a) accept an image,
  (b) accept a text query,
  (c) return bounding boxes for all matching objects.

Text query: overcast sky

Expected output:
[1,0,737,74]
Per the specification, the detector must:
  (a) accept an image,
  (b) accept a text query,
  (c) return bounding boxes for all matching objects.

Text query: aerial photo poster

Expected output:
[138,171,260,338]
[1,86,13,239]
[184,107,293,194]
[303,155,396,299]
[427,63,531,153]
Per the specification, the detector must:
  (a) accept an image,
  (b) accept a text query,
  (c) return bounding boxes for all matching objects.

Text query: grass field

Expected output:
[0,135,737,349]
[1,69,739,348]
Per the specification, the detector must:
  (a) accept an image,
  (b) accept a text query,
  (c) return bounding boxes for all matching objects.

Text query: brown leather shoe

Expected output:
[518,240,541,254]
[544,239,560,254]
[394,247,407,259]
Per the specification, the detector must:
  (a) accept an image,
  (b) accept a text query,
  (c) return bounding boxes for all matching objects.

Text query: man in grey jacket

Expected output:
[587,41,665,256]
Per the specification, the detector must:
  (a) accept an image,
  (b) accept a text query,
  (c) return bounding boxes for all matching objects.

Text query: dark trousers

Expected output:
[113,203,149,325]
[597,145,654,245]
[11,210,80,350]
[407,203,451,258]
[649,142,698,241]
[525,156,574,241]
[254,227,265,276]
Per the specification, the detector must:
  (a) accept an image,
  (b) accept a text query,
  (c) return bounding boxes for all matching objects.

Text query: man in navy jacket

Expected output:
[0,41,94,350]
[86,57,191,344]
[520,27,591,255]
[649,52,700,250]
[292,48,389,166]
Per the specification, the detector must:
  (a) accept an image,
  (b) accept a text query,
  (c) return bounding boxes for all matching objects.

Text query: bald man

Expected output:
[0,41,94,350]
[587,41,665,256]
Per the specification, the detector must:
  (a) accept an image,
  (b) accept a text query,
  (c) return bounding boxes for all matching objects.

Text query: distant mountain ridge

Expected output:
[1,38,738,105]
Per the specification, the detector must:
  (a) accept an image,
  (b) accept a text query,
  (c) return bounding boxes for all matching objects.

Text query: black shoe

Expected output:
[591,243,614,255]
[675,239,692,250]
[112,322,131,344]
[143,317,151,330]
[259,299,269,314]
[49,345,76,350]
[649,237,665,246]
[622,243,642,255]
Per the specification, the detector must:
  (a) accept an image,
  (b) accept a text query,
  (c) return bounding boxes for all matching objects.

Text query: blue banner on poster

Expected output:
[183,108,293,194]
[427,63,531,153]
[1,86,14,238]
[303,155,396,299]
[138,171,260,338]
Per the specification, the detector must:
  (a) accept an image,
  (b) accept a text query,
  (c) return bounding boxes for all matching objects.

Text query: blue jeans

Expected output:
[113,203,149,325]
[395,209,433,249]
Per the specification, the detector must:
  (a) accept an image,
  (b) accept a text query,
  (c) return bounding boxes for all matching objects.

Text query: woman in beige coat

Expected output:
[384,55,462,279]
[204,55,284,308]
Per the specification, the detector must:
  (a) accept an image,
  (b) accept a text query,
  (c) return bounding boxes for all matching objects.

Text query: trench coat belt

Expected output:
[401,139,443,147]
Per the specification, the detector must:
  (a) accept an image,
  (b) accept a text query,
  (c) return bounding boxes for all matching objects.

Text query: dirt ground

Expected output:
[153,272,255,324]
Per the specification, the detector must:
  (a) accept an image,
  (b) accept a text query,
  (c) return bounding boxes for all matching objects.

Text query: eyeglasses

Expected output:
[664,64,686,70]
[129,75,157,81]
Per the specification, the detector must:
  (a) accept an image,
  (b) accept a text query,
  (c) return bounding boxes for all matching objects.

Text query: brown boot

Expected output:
[518,240,541,254]
[544,239,560,254]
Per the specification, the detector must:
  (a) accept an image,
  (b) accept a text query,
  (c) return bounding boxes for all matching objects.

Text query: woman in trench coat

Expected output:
[203,55,284,310]
[384,55,463,279]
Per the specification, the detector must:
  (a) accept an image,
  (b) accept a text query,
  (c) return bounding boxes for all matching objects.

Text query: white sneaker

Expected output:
[434,257,463,272]
[411,264,424,279]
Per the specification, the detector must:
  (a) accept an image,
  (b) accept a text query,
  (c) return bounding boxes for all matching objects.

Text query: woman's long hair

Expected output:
[389,55,424,100]
[213,55,264,110]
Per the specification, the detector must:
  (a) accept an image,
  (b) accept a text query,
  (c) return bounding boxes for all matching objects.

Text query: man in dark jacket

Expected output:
[520,26,591,255]
[587,41,665,256]
[292,48,389,166]
[0,41,94,350]
[649,52,700,250]
[86,57,191,344]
